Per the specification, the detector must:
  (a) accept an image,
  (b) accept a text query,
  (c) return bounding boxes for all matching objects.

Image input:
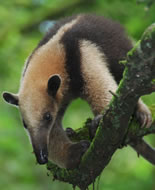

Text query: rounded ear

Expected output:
[2,92,19,106]
[47,74,61,97]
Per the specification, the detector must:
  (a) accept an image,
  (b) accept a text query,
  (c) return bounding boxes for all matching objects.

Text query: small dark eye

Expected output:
[43,112,52,122]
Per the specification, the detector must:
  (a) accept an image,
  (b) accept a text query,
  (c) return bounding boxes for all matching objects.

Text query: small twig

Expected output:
[96,174,101,190]
[109,90,118,97]
[138,121,155,137]
[130,138,155,165]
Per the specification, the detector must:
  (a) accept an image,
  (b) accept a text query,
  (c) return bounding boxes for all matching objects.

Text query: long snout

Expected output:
[29,128,49,165]
[33,145,48,165]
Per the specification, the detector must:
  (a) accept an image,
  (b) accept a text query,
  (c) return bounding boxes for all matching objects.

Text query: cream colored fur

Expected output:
[80,40,118,115]
[80,40,152,126]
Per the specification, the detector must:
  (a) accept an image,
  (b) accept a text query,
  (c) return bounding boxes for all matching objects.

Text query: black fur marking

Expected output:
[23,15,78,77]
[59,14,133,95]
[22,54,33,77]
[37,16,78,48]
[60,14,133,84]
[24,14,133,88]
[61,37,84,96]
[22,120,28,129]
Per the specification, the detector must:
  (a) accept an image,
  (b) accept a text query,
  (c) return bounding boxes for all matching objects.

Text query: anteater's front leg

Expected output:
[48,122,90,169]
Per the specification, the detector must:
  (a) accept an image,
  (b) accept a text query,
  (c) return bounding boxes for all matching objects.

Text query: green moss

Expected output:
[129,118,140,135]
[119,59,127,65]
[127,40,141,58]
[150,105,155,119]
[151,79,155,85]
[141,23,155,41]
[141,23,155,54]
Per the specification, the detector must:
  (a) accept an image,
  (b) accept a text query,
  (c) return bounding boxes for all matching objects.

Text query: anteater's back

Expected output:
[38,14,132,83]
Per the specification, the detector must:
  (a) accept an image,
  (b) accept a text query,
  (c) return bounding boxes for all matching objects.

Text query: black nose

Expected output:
[35,149,48,165]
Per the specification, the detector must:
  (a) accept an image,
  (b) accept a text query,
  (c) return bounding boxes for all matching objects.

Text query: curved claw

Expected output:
[65,127,76,137]
[136,100,152,128]
[89,114,102,139]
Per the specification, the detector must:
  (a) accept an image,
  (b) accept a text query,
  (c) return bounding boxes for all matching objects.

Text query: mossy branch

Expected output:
[47,23,155,190]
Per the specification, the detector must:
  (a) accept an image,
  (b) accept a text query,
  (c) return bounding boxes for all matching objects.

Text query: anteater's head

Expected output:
[2,40,67,165]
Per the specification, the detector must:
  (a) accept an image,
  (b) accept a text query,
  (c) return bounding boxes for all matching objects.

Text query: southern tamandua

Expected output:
[3,14,152,169]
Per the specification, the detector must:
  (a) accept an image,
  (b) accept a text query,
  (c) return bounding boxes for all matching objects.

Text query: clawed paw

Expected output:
[136,101,152,128]
[89,115,102,139]
[79,140,90,154]
[66,140,90,169]
[65,127,76,137]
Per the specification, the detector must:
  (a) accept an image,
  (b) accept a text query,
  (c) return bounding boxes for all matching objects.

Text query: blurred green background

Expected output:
[0,0,155,190]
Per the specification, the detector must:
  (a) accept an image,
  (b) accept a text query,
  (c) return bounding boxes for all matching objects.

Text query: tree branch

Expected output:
[67,118,155,162]
[130,139,155,165]
[47,23,155,189]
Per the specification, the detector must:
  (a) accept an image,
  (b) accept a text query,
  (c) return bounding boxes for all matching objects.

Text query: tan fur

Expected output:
[48,123,72,168]
[18,17,80,134]
[80,40,118,115]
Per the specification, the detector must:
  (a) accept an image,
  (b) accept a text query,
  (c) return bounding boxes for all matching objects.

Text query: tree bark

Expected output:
[130,139,155,165]
[47,23,155,190]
